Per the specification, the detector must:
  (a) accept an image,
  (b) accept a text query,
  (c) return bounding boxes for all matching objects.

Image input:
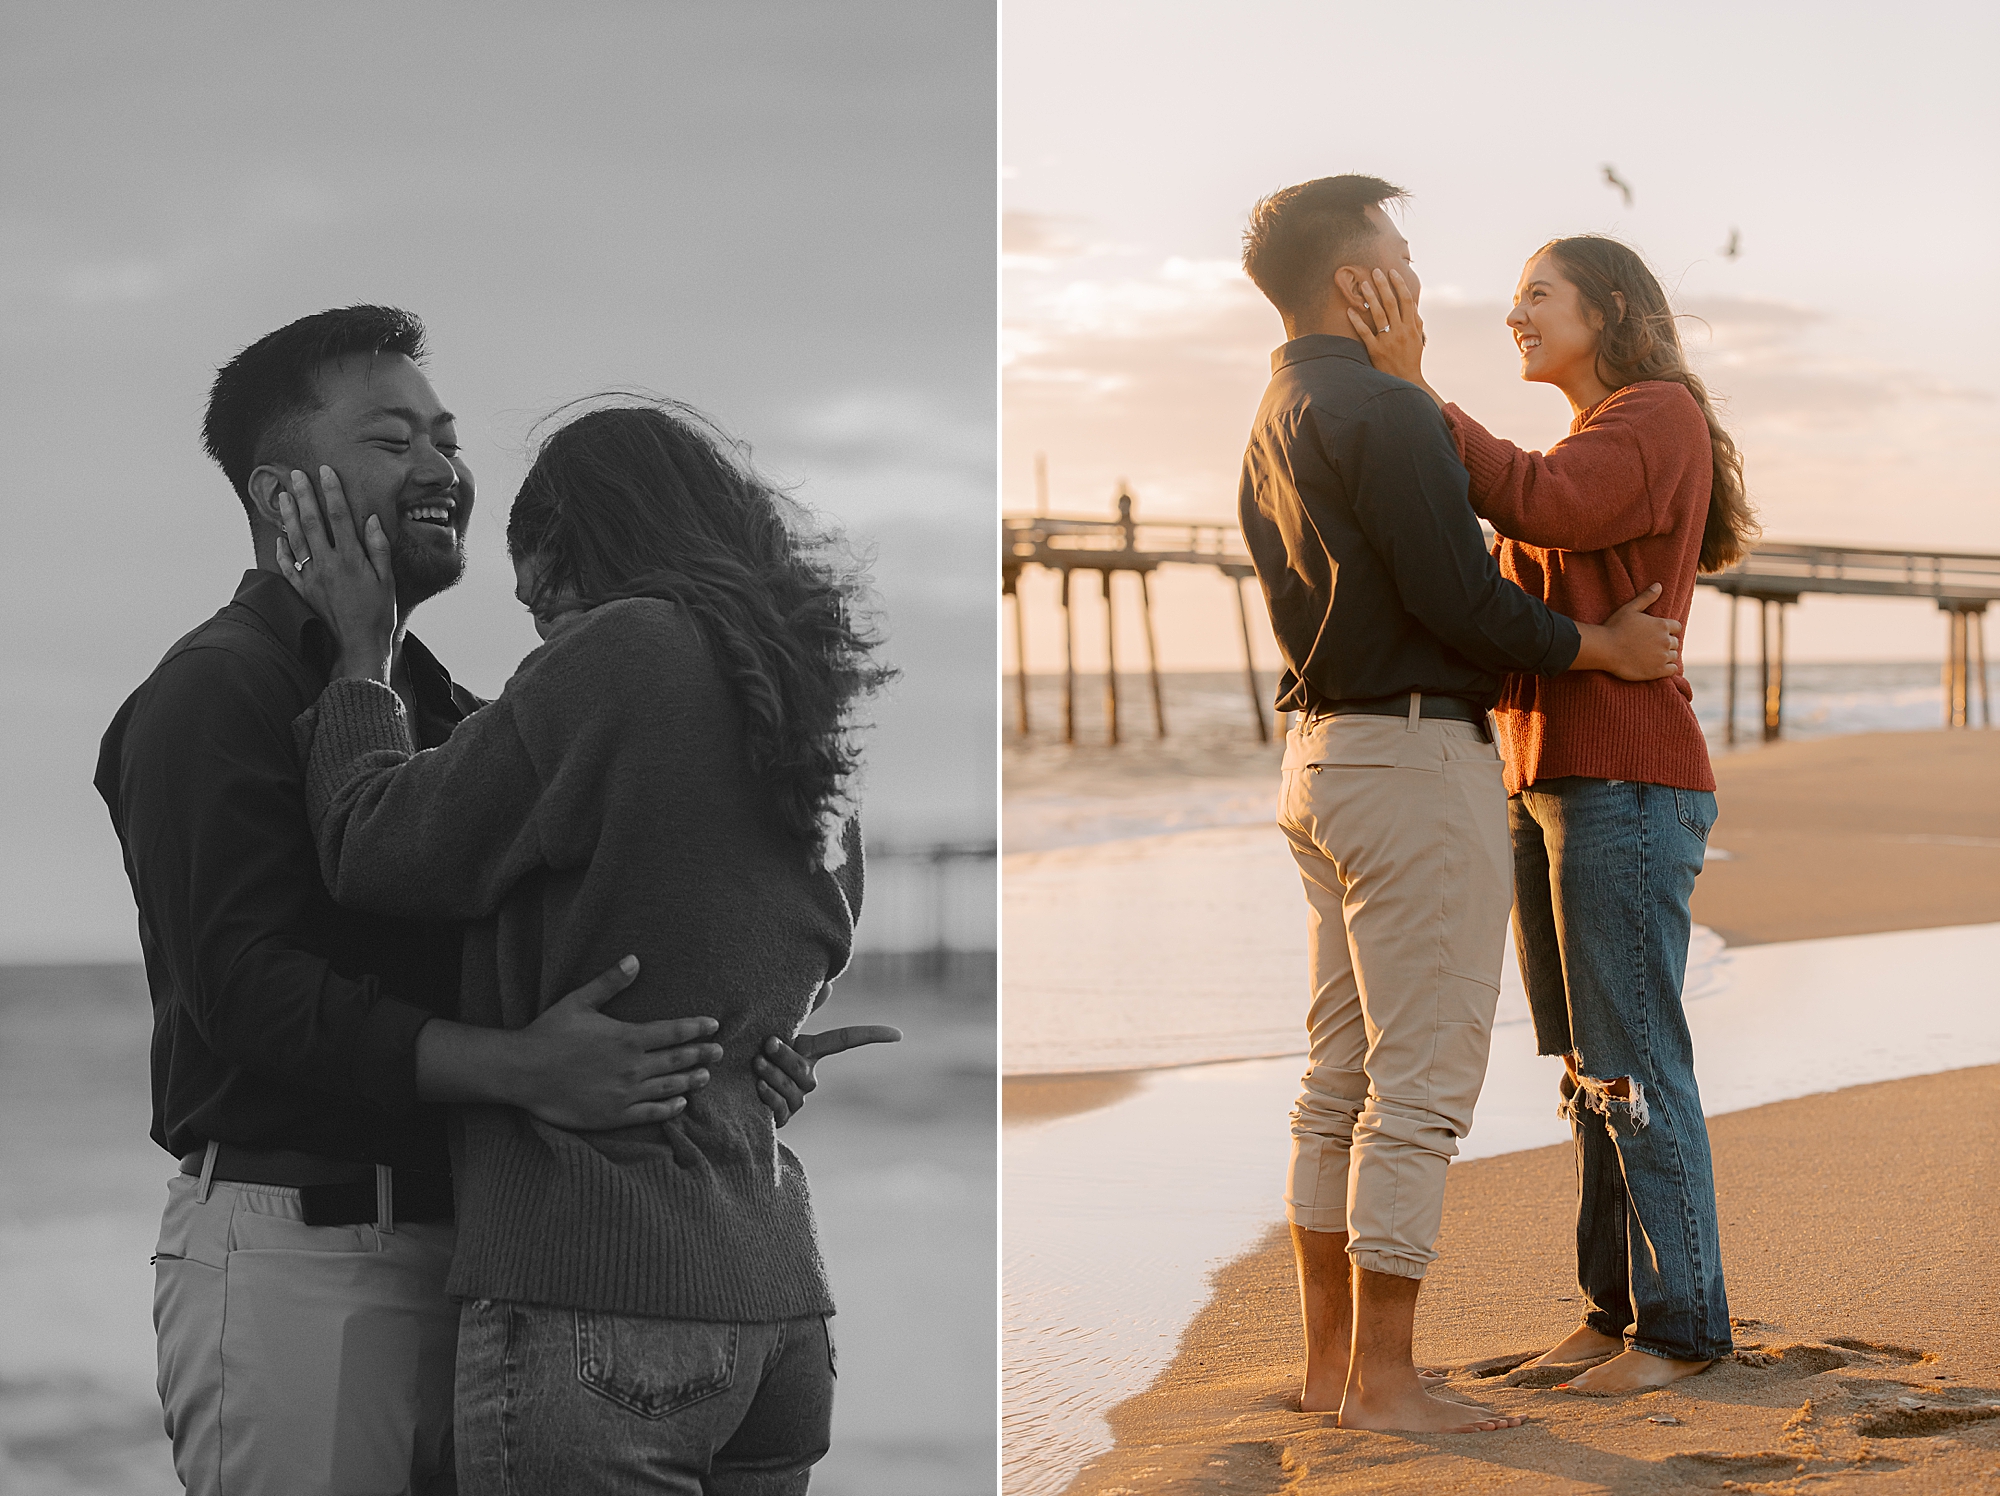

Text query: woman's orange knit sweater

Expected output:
[1443,380,1716,796]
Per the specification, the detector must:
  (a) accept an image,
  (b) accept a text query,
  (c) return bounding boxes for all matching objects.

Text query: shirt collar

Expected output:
[1272,333,1371,375]
[229,568,471,730]
[232,568,335,672]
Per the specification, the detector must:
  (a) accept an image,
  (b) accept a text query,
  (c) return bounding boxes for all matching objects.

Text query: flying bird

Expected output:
[1601,164,1634,206]
[1721,227,1742,260]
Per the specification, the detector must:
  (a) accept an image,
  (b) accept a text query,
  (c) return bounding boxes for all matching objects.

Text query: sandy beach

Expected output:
[1070,1065,2000,1495]
[1007,726,2000,1495]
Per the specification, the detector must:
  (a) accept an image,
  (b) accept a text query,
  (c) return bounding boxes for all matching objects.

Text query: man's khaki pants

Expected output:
[153,1168,459,1495]
[1277,708,1513,1279]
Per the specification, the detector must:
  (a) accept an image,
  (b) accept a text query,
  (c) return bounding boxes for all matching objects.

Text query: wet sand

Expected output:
[1691,730,2000,944]
[1068,1065,2000,1495]
[1026,729,2000,1494]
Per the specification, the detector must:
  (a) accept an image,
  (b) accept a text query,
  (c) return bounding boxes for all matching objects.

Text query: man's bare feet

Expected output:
[1555,1347,1711,1396]
[1302,1367,1450,1412]
[1526,1324,1625,1369]
[1338,1382,1528,1433]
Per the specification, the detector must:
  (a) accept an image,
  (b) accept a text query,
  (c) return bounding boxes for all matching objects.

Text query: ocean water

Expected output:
[0,964,996,1496]
[1004,663,1983,855]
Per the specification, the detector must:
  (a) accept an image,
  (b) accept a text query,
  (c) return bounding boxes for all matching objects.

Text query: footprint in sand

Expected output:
[1729,1344,1853,1377]
[1851,1402,2000,1438]
[1822,1337,1929,1363]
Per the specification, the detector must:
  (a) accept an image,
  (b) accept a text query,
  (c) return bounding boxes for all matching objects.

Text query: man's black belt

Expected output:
[179,1142,453,1226]
[1307,692,1490,726]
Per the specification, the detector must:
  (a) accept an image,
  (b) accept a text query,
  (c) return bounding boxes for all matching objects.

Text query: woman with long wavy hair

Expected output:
[1349,236,1758,1397]
[275,398,896,1491]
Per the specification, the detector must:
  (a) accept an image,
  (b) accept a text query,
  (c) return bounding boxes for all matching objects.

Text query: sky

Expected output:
[0,1,995,962]
[1001,0,2000,677]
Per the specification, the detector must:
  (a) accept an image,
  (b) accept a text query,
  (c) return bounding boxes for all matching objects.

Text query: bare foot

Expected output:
[1339,1385,1528,1433]
[1303,1368,1451,1412]
[1555,1348,1711,1396]
[1526,1324,1626,1370]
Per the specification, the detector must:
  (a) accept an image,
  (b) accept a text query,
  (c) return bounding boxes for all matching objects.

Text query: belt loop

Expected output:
[1405,690,1422,733]
[196,1140,219,1204]
[375,1165,395,1234]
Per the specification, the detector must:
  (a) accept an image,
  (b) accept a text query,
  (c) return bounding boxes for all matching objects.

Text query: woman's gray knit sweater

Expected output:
[297,598,861,1321]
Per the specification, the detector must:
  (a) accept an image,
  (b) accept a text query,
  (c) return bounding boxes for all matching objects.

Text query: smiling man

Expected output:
[94,307,724,1495]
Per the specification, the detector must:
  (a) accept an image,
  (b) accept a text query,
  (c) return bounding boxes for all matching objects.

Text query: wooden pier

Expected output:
[1006,494,1999,745]
[1003,491,1272,743]
[1700,542,1998,741]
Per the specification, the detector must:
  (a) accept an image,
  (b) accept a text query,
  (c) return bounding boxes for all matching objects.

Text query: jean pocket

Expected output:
[822,1314,837,1378]
[1673,789,1715,841]
[574,1312,737,1420]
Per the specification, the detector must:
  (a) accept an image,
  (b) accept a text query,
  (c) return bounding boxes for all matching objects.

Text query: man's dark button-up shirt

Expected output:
[96,569,479,1169]
[1238,335,1581,711]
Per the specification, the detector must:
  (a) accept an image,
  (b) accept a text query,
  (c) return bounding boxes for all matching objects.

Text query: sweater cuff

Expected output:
[349,996,436,1115]
[1442,404,1513,503]
[296,678,413,825]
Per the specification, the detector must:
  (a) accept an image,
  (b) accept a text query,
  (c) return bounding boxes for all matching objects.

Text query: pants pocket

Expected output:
[822,1314,837,1378]
[574,1312,738,1420]
[1673,788,1714,840]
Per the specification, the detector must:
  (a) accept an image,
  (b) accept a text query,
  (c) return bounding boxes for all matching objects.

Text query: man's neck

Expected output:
[1282,291,1369,344]
[1282,318,1362,344]
[250,543,414,680]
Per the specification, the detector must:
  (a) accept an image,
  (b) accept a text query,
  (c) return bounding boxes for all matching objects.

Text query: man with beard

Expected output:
[96,307,724,1494]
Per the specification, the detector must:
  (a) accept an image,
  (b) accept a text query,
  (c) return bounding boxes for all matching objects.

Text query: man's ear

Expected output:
[245,465,292,531]
[1331,266,1370,308]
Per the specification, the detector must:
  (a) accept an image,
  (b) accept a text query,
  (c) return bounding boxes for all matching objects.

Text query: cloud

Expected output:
[1002,260,1999,544]
[16,172,339,309]
[1001,209,1082,260]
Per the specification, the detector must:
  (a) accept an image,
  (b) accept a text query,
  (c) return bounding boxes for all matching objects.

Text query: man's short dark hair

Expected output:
[1242,175,1407,322]
[202,305,427,524]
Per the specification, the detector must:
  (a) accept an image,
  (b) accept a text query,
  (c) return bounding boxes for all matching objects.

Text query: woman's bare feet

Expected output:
[1338,1379,1528,1432]
[1555,1347,1711,1396]
[1526,1324,1626,1369]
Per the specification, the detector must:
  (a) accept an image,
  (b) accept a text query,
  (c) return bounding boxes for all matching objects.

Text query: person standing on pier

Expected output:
[1236,175,1685,1433]
[1347,234,1760,1396]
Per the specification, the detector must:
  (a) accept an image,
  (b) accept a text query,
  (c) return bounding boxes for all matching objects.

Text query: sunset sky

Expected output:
[1002,0,1998,675]
[1,2,994,961]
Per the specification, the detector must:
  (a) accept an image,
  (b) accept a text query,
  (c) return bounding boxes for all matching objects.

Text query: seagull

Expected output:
[1721,227,1742,260]
[1601,164,1634,206]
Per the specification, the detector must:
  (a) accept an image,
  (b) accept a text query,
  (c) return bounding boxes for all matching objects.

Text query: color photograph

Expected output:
[0,5,995,1494]
[1001,2,2000,1492]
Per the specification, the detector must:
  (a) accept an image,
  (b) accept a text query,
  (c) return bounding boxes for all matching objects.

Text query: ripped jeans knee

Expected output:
[1558,1060,1650,1135]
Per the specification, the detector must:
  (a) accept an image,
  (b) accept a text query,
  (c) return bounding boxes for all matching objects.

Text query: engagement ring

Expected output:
[293,554,312,572]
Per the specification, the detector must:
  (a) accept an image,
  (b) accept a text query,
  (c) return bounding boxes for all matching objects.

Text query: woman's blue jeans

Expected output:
[1510,777,1734,1364]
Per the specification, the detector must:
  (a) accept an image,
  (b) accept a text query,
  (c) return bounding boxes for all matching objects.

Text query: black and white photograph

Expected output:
[0,5,995,1493]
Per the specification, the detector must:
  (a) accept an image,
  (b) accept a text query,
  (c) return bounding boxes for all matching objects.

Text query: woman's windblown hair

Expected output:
[1540,236,1761,573]
[507,398,895,865]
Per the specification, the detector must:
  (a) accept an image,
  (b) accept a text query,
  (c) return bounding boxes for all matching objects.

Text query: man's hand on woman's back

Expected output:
[415,956,723,1129]
[1568,583,1684,681]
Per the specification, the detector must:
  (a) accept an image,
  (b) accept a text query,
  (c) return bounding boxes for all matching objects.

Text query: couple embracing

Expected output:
[97,306,896,1493]
[1237,175,1759,1432]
